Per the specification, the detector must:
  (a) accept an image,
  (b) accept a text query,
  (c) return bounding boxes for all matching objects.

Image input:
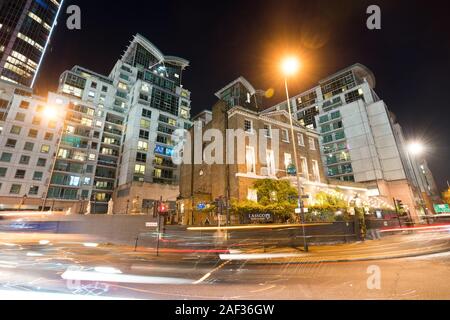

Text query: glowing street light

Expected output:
[280,55,308,252]
[408,142,424,156]
[281,57,300,77]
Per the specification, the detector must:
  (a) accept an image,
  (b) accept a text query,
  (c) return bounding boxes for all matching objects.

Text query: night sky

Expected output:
[35,0,450,191]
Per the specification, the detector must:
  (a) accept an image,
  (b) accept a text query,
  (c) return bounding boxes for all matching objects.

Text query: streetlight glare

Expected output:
[408,142,425,155]
[43,105,58,119]
[281,57,300,76]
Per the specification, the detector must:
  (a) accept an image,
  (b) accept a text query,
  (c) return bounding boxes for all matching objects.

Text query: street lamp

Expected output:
[406,141,428,221]
[281,56,308,252]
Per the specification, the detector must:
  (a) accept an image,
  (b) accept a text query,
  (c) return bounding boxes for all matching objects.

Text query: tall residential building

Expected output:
[0,0,64,87]
[0,34,192,214]
[264,64,437,221]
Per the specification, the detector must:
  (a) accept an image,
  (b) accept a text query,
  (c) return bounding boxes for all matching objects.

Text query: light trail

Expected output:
[219,253,307,261]
[61,270,193,285]
[188,223,331,232]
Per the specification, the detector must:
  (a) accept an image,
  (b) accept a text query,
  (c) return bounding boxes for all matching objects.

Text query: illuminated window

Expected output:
[312,160,321,182]
[298,134,305,146]
[246,146,256,174]
[247,188,258,202]
[40,145,50,153]
[58,149,69,159]
[309,137,316,150]
[140,119,151,129]
[284,153,292,170]
[135,164,146,175]
[138,141,148,151]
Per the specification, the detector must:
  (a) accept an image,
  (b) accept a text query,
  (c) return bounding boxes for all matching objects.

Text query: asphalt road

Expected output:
[0,231,449,300]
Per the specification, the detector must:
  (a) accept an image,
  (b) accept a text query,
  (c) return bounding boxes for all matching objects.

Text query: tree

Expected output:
[443,188,450,205]
[253,179,298,206]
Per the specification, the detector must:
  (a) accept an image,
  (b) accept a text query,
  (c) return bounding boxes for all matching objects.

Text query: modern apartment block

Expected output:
[0,79,64,209]
[0,34,192,214]
[0,0,64,87]
[265,64,439,220]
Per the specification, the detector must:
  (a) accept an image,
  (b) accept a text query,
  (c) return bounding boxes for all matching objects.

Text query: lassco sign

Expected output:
[247,213,274,223]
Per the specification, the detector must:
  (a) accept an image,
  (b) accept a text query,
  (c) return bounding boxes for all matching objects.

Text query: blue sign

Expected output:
[197,203,206,210]
[155,145,165,155]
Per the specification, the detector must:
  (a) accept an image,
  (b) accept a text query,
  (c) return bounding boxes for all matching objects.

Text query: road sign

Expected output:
[146,222,158,228]
[434,204,450,214]
[295,208,301,214]
[287,164,297,176]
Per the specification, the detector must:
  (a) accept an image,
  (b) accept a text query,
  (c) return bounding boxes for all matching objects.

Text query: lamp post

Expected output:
[281,57,308,252]
[407,142,428,223]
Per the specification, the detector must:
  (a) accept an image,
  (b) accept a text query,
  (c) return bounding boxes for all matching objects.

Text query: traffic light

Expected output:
[395,199,405,211]
[158,202,168,214]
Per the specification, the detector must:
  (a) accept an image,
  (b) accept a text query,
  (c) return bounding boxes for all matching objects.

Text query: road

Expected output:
[0,231,449,300]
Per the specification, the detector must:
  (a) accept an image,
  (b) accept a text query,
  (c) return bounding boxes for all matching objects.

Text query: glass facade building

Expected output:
[0,0,63,87]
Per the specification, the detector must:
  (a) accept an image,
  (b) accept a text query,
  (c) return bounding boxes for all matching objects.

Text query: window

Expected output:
[29,186,39,195]
[136,152,147,163]
[139,130,149,139]
[284,153,292,170]
[1,153,12,162]
[32,116,41,125]
[0,167,7,177]
[140,119,151,129]
[246,146,256,174]
[81,118,92,127]
[142,109,152,119]
[309,137,316,150]
[10,184,21,194]
[28,129,38,138]
[37,158,46,167]
[44,132,54,141]
[335,131,345,141]
[135,164,146,175]
[138,141,148,151]
[247,188,258,202]
[24,142,34,151]
[6,139,17,148]
[19,155,30,165]
[298,134,305,146]
[69,176,80,187]
[244,120,253,133]
[83,177,91,185]
[312,160,321,182]
[91,82,97,89]
[266,150,276,176]
[263,124,272,138]
[10,125,21,134]
[15,112,26,121]
[88,154,96,161]
[48,121,57,129]
[33,172,43,181]
[19,101,30,109]
[300,157,309,179]
[15,170,26,179]
[282,129,290,143]
[41,145,50,153]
